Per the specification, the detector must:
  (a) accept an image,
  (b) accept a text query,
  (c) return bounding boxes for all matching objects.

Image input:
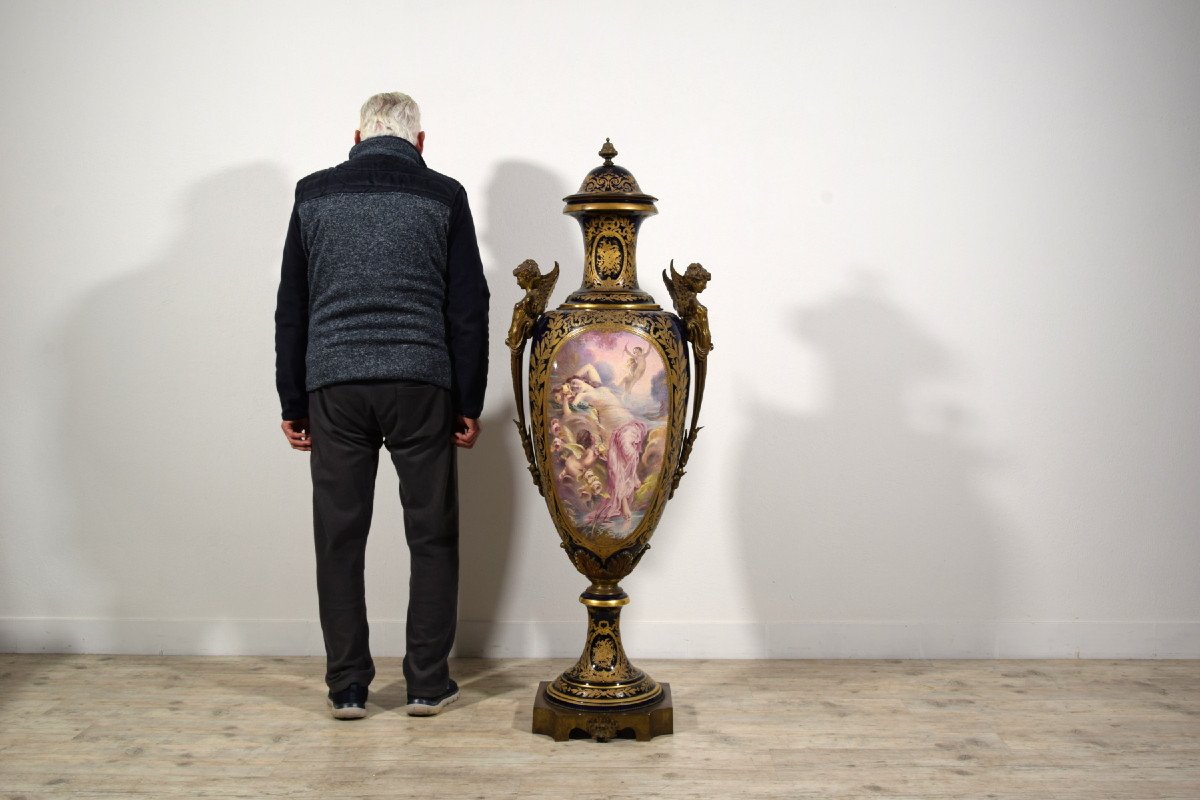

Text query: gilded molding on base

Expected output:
[546,602,663,709]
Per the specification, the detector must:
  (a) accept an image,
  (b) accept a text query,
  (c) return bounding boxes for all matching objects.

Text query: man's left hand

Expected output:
[453,416,481,449]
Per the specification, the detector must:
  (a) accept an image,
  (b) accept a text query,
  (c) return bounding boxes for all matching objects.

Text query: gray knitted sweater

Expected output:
[275,136,490,418]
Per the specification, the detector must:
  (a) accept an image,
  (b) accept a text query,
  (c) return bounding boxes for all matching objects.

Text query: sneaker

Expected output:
[405,679,459,717]
[327,682,368,720]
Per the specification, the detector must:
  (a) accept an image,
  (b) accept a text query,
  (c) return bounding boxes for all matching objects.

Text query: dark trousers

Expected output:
[308,381,458,696]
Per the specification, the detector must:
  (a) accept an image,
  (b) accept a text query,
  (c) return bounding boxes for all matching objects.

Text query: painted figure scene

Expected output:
[548,330,670,539]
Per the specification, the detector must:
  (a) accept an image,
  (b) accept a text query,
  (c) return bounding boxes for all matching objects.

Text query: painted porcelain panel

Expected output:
[546,330,669,540]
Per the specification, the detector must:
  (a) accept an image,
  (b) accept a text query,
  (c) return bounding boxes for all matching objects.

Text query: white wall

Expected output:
[1,0,1197,659]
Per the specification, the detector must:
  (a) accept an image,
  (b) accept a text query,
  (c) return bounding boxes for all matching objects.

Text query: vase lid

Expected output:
[563,139,658,215]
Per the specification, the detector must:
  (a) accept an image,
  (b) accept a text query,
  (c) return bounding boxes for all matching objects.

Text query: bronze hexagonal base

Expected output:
[531,681,673,742]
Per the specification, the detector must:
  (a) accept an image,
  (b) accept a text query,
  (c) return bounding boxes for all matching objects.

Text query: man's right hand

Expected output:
[453,416,480,449]
[281,418,311,452]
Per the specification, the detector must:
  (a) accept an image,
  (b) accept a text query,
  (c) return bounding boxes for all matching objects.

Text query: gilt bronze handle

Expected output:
[507,259,560,495]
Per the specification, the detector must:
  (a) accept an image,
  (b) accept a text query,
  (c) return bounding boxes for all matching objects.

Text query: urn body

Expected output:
[508,141,711,714]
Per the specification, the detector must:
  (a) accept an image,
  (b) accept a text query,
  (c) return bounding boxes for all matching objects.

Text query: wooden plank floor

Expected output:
[0,656,1197,799]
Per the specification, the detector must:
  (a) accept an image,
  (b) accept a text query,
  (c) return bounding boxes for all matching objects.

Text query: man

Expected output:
[274,92,489,720]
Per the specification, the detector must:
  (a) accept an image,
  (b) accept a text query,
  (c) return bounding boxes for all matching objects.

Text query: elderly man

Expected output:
[275,92,489,719]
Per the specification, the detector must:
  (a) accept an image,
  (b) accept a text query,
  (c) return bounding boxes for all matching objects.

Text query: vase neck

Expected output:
[563,211,660,308]
[580,213,643,290]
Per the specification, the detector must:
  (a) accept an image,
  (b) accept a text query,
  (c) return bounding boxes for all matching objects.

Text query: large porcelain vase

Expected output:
[508,140,712,715]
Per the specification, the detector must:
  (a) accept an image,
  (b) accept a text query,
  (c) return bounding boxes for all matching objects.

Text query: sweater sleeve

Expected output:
[274,200,310,420]
[444,186,490,418]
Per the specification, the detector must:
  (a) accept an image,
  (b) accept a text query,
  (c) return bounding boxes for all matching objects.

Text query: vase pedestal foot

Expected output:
[532,681,672,742]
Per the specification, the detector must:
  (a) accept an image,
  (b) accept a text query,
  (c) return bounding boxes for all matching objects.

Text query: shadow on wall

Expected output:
[455,406,517,653]
[56,164,297,634]
[479,160,582,277]
[51,159,582,655]
[455,160,582,655]
[738,276,1003,653]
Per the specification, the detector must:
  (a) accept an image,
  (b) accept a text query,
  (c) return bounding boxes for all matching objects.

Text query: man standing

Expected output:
[274,93,489,719]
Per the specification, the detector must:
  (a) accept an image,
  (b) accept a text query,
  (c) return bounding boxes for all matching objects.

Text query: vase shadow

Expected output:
[736,275,1008,655]
[456,159,582,656]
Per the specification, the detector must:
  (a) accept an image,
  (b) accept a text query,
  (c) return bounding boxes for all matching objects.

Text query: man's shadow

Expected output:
[738,277,1005,653]
[55,164,307,641]
[452,160,582,662]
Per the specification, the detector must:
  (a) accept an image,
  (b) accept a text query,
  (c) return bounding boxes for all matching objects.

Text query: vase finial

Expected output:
[599,138,617,165]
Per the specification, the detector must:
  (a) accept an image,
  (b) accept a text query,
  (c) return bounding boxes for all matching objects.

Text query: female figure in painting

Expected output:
[559,365,647,530]
[588,421,647,528]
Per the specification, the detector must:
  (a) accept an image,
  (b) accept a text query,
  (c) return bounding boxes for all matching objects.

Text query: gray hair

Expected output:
[358,92,421,144]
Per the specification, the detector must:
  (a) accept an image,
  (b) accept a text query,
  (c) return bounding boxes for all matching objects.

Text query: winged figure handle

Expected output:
[507,259,560,494]
[662,260,713,497]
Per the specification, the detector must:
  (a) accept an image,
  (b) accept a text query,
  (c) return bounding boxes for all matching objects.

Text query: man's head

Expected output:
[356,92,424,152]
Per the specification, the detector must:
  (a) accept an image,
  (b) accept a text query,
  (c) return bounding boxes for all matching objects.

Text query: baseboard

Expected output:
[1,618,1196,658]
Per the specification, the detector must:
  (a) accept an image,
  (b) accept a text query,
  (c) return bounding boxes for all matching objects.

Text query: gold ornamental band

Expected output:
[546,684,664,707]
[560,302,662,311]
[579,595,630,607]
[563,202,659,214]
